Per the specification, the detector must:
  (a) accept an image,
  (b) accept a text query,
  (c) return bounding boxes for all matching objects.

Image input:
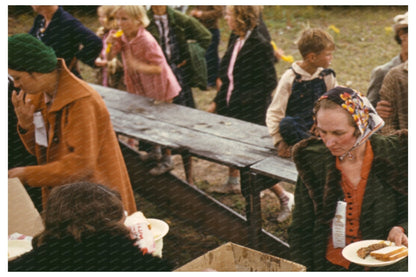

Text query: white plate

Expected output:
[342,240,407,267]
[148,218,169,241]
[8,240,32,261]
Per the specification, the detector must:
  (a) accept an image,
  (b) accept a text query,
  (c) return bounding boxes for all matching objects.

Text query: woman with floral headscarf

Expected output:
[288,86,407,271]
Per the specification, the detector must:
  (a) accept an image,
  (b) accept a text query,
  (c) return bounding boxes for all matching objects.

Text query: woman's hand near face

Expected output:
[387,226,408,247]
[11,90,35,130]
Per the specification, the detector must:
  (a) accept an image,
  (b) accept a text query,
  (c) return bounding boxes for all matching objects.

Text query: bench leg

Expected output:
[181,152,194,185]
[241,169,262,249]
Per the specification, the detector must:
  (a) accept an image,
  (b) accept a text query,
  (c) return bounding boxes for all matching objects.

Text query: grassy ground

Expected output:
[8,5,408,268]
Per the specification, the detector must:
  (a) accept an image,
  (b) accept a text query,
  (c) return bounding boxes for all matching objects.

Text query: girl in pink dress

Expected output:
[107,5,181,175]
[107,5,180,101]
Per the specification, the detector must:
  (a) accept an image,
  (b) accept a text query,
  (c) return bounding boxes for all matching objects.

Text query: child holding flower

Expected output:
[107,5,181,175]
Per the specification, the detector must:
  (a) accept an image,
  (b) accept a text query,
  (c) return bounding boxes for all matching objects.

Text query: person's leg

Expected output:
[205,28,220,87]
[279,116,311,146]
[270,182,294,222]
[149,148,174,176]
[212,167,241,194]
[277,116,311,158]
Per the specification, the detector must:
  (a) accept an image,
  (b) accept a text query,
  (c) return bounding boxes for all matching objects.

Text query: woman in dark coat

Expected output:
[289,87,407,271]
[209,6,277,125]
[9,182,172,271]
[207,6,277,193]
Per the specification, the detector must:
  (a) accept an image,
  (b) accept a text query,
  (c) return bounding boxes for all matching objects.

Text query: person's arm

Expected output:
[125,55,162,75]
[375,100,393,119]
[387,226,408,247]
[70,18,103,68]
[366,66,385,107]
[10,90,37,155]
[379,69,398,134]
[185,15,212,50]
[12,97,107,187]
[190,6,223,22]
[266,70,294,146]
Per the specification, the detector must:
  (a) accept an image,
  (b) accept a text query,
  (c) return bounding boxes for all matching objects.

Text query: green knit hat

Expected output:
[8,33,57,73]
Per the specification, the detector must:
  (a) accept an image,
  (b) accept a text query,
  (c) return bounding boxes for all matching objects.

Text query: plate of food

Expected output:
[148,218,169,241]
[342,240,408,267]
[8,240,32,261]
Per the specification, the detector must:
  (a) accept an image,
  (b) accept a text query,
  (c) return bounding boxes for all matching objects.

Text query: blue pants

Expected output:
[205,28,220,87]
[279,116,312,146]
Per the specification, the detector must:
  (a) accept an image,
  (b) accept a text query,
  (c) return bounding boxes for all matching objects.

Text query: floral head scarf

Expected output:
[316,86,384,160]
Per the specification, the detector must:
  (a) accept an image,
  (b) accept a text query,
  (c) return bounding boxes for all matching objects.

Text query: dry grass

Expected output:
[8,4,407,246]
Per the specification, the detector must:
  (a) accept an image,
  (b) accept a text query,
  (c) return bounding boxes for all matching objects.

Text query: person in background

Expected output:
[189,6,223,88]
[8,182,173,271]
[208,5,277,194]
[29,5,102,79]
[367,11,407,112]
[107,5,181,176]
[146,5,212,108]
[8,33,137,214]
[145,5,212,179]
[379,60,408,135]
[289,87,407,271]
[94,5,125,90]
[266,28,337,222]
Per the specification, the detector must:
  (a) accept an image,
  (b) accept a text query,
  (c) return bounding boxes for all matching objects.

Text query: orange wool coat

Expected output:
[17,59,137,214]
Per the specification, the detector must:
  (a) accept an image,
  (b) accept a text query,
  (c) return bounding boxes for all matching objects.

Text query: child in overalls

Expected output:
[266,28,337,222]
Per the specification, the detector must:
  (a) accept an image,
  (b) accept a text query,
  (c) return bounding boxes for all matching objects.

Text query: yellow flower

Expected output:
[281,55,294,63]
[106,30,124,54]
[328,25,340,34]
[384,26,393,33]
[114,29,124,37]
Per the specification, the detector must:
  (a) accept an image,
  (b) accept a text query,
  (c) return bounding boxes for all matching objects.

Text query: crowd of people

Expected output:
[8,5,408,272]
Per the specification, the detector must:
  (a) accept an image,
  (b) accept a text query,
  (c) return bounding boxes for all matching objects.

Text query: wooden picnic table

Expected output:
[91,84,297,253]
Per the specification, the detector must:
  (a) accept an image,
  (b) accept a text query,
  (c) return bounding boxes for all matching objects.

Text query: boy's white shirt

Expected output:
[266,61,338,146]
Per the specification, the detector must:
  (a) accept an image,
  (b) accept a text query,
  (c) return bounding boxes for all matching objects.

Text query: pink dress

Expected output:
[118,26,180,101]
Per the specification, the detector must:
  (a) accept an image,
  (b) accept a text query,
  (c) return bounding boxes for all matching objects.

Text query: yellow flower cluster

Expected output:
[106,30,124,54]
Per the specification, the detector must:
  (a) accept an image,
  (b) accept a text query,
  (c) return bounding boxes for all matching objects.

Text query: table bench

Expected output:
[248,156,298,247]
[91,84,297,254]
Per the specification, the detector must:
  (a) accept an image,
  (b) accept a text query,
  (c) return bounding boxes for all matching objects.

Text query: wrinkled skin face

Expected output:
[316,106,357,157]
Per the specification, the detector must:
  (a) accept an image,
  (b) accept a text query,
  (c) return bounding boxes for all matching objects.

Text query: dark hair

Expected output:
[395,27,408,45]
[313,98,361,137]
[33,182,128,247]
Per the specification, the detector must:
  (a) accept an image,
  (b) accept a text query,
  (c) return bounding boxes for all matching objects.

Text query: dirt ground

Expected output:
[132,152,294,269]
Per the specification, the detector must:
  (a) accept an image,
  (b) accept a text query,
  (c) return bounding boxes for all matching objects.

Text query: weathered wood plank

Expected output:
[92,84,275,150]
[108,107,275,168]
[250,156,298,184]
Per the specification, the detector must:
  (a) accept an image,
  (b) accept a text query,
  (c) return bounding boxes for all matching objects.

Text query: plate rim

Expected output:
[8,239,33,260]
[147,218,169,240]
[342,239,407,267]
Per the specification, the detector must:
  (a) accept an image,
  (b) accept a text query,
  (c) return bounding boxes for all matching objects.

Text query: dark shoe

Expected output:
[149,160,174,176]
